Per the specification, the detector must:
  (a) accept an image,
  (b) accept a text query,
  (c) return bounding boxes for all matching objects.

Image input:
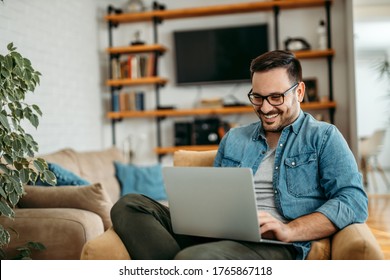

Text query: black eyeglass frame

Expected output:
[247,83,299,106]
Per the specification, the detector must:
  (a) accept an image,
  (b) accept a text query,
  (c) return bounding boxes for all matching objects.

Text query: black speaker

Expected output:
[174,122,193,146]
[193,118,221,145]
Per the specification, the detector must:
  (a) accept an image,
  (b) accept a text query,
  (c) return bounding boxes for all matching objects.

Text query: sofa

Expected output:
[81,149,385,260]
[0,147,383,260]
[0,147,125,259]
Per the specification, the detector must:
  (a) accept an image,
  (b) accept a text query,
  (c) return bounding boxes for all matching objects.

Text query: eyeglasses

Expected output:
[247,83,299,106]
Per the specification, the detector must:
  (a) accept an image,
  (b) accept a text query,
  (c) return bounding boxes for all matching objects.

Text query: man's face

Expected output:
[251,68,305,133]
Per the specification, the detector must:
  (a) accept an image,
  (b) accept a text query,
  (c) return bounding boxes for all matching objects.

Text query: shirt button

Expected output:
[292,162,296,166]
[274,190,278,194]
[275,166,279,170]
[279,143,283,147]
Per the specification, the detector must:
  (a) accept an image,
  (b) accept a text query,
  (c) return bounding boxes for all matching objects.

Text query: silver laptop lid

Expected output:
[162,166,261,242]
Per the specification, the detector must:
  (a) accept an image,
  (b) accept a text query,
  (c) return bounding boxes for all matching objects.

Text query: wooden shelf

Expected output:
[302,100,336,110]
[154,145,219,155]
[105,48,333,88]
[106,44,167,55]
[105,0,332,23]
[107,101,336,119]
[294,49,335,59]
[106,76,168,87]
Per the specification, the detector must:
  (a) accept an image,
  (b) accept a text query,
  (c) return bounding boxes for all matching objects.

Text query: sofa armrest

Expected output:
[0,208,104,260]
[331,223,384,260]
[80,227,130,260]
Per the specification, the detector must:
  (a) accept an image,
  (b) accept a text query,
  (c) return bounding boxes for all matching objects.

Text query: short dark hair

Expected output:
[250,50,302,84]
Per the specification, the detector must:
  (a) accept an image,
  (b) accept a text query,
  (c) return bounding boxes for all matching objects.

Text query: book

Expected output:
[112,91,120,112]
[135,91,145,111]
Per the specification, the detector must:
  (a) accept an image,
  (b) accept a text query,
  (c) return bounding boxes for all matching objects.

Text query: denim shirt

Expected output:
[214,111,368,260]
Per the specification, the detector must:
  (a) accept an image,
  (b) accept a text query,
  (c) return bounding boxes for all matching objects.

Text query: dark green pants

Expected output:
[111,194,297,260]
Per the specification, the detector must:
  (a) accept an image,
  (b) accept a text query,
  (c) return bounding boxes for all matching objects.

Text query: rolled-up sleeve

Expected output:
[316,126,368,229]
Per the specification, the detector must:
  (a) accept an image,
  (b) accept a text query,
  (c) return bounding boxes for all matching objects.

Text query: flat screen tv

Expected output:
[173,24,269,86]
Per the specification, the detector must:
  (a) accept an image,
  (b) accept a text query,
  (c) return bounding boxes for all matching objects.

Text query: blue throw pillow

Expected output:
[35,162,90,186]
[114,161,167,200]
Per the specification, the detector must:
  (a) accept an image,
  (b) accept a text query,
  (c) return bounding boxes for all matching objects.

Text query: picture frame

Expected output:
[303,78,319,102]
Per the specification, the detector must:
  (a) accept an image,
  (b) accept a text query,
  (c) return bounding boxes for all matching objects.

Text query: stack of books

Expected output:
[112,91,145,112]
[111,53,155,80]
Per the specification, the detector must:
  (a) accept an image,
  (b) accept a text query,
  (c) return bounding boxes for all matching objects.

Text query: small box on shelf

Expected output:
[303,78,319,103]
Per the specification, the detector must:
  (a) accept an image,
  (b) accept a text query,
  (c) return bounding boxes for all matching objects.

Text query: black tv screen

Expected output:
[173,24,269,85]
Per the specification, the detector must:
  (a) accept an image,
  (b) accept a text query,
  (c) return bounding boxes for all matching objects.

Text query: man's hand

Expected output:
[258,211,291,242]
[258,211,338,243]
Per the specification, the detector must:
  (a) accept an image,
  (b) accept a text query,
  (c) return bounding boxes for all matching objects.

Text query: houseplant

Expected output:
[0,43,56,255]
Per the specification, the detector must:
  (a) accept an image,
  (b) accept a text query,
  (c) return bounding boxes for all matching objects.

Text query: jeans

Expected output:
[111,194,297,260]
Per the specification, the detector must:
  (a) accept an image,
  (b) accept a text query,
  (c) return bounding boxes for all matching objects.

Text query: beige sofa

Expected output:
[81,150,385,260]
[0,147,125,259]
[0,147,383,260]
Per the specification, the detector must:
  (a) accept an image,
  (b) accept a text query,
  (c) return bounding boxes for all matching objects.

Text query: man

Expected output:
[111,50,368,260]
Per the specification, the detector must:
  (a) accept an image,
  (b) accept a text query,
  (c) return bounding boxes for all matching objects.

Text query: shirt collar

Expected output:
[290,110,305,135]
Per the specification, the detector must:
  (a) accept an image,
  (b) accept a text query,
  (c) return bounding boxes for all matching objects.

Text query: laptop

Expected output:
[162,166,291,245]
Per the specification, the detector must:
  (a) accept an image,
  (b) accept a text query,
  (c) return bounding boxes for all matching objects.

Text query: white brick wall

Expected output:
[0,0,106,155]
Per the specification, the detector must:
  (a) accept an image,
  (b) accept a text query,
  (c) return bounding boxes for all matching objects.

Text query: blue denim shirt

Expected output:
[214,111,368,259]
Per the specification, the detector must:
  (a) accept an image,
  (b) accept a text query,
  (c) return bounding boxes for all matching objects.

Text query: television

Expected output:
[173,24,269,86]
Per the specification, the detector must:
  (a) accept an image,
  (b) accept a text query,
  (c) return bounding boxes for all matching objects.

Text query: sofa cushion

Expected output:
[114,162,167,201]
[35,162,90,186]
[173,149,217,167]
[331,223,384,260]
[0,208,104,260]
[80,227,131,260]
[40,148,80,176]
[18,183,113,230]
[305,238,331,260]
[75,147,125,203]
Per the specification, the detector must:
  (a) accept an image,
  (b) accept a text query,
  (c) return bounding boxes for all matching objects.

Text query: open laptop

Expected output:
[162,166,291,245]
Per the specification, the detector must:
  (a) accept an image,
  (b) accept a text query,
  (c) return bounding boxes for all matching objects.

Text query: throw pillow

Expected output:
[18,183,113,230]
[173,149,217,167]
[35,162,90,186]
[114,162,167,200]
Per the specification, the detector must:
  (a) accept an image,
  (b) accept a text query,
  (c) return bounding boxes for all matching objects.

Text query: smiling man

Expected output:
[212,50,368,259]
[111,50,368,260]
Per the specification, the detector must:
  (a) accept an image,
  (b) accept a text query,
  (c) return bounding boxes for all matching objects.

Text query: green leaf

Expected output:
[3,154,13,165]
[3,134,12,146]
[11,52,24,68]
[23,57,31,67]
[4,55,13,71]
[0,164,9,174]
[7,42,16,52]
[5,178,16,193]
[9,191,19,206]
[0,226,11,247]
[14,161,23,170]
[43,170,56,186]
[0,112,10,131]
[14,181,23,195]
[27,241,46,251]
[29,169,38,183]
[0,199,14,218]
[29,113,39,129]
[31,104,42,116]
[0,187,7,199]
[33,159,45,172]
[19,168,30,184]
